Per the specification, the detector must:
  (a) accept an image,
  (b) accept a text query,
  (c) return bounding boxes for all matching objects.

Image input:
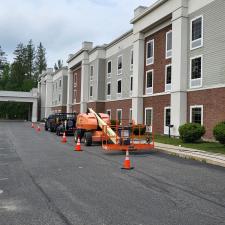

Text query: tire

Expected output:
[84,132,92,146]
[74,130,78,143]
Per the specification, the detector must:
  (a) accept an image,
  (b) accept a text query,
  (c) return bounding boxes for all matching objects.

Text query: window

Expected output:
[55,83,57,90]
[166,31,172,58]
[107,61,112,76]
[190,56,202,88]
[130,49,133,70]
[117,109,122,123]
[74,73,77,87]
[59,79,62,88]
[73,90,77,103]
[117,80,122,98]
[107,83,111,100]
[117,55,123,75]
[58,94,61,102]
[90,85,93,98]
[191,16,203,50]
[145,108,153,126]
[146,70,153,94]
[90,65,94,81]
[190,106,203,125]
[106,109,111,119]
[146,40,154,65]
[129,109,132,123]
[164,107,171,127]
[130,76,133,96]
[165,65,172,92]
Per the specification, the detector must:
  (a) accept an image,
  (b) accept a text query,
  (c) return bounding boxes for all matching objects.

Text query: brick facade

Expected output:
[144,25,172,94]
[143,94,171,134]
[104,99,132,121]
[187,88,225,138]
[87,102,105,113]
[72,104,80,113]
[72,66,81,104]
[51,106,66,113]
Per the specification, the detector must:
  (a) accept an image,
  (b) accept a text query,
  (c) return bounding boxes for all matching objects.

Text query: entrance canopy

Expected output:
[0,89,38,122]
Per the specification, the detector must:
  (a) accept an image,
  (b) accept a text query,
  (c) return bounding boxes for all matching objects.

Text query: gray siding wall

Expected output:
[105,46,133,100]
[62,76,68,105]
[98,59,106,100]
[188,0,225,88]
[52,76,65,106]
[89,59,98,101]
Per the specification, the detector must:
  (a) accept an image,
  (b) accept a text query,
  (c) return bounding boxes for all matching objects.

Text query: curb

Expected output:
[155,143,225,169]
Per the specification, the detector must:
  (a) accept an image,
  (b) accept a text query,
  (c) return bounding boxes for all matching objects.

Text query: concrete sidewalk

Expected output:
[155,142,225,169]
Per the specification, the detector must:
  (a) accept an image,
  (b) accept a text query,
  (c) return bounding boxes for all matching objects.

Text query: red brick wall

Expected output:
[51,106,66,113]
[72,104,80,113]
[143,94,171,134]
[72,67,81,104]
[87,102,105,113]
[144,25,172,94]
[187,88,225,138]
[104,99,132,121]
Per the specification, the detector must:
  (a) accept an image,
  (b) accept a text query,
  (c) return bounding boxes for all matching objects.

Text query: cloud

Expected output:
[0,0,155,67]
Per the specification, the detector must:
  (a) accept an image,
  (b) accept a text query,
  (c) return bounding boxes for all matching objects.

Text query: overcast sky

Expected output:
[0,0,156,68]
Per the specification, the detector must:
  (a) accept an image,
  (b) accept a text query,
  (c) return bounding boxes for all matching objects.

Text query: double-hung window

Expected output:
[107,61,112,77]
[90,65,94,81]
[191,16,203,50]
[117,79,122,98]
[117,55,123,75]
[166,31,172,58]
[165,65,172,92]
[107,82,111,100]
[117,109,122,124]
[130,76,133,96]
[89,85,93,99]
[146,40,154,65]
[145,107,153,132]
[146,70,153,95]
[190,55,202,88]
[130,49,133,71]
[190,106,203,125]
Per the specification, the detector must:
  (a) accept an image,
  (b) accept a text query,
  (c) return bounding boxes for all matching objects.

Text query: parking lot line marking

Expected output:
[0,189,3,194]
[0,178,8,181]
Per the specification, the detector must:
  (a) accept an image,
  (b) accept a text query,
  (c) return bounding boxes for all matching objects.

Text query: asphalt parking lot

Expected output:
[0,121,225,225]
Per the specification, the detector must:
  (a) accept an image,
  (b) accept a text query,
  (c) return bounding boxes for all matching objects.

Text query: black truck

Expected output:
[45,113,77,135]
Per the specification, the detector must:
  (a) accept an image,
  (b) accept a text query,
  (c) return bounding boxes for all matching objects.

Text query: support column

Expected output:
[45,75,53,118]
[40,81,46,119]
[132,32,145,124]
[171,4,188,135]
[80,52,89,113]
[32,100,38,122]
[67,69,73,113]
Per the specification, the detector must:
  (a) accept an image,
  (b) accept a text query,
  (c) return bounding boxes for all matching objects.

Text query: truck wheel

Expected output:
[84,132,92,146]
[74,130,78,143]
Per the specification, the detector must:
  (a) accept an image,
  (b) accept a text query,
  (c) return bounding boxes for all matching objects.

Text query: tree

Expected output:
[0,46,7,66]
[35,42,47,75]
[54,59,63,71]
[26,39,35,78]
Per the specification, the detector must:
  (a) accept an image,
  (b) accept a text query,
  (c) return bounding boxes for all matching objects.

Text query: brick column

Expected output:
[67,69,73,113]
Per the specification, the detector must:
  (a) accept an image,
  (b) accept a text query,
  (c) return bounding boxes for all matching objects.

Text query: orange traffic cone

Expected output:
[31,123,34,128]
[36,125,41,132]
[74,137,82,151]
[61,132,67,143]
[121,150,134,170]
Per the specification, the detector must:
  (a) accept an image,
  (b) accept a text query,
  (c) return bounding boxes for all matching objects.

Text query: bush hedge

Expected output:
[179,123,205,143]
[213,121,225,145]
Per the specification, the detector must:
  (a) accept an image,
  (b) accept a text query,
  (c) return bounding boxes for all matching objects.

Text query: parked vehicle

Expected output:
[45,113,77,133]
[56,114,77,136]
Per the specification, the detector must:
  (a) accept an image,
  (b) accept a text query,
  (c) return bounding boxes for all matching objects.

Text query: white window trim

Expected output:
[146,69,154,95]
[74,73,77,87]
[165,64,172,92]
[117,55,123,75]
[116,109,122,122]
[107,82,111,99]
[130,75,133,97]
[90,65,94,81]
[165,30,172,59]
[73,90,77,103]
[107,60,112,77]
[190,105,203,125]
[106,109,111,119]
[89,85,93,100]
[117,79,122,98]
[190,15,203,50]
[164,106,171,127]
[129,108,133,123]
[146,39,154,66]
[145,107,153,126]
[190,55,203,88]
[130,49,133,71]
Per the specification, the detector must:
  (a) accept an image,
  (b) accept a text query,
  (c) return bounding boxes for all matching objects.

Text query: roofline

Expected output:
[53,66,68,75]
[67,49,85,63]
[130,0,168,24]
[89,45,107,54]
[106,29,133,49]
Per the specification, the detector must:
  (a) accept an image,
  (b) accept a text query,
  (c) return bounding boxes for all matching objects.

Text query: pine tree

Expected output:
[35,42,47,75]
[0,46,7,66]
[26,39,35,78]
[54,59,63,71]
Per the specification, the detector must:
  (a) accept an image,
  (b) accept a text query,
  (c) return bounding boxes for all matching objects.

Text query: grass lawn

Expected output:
[154,134,225,155]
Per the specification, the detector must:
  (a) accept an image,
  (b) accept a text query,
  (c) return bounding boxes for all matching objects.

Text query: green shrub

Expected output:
[133,126,146,135]
[110,120,117,126]
[213,121,225,145]
[179,123,205,143]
